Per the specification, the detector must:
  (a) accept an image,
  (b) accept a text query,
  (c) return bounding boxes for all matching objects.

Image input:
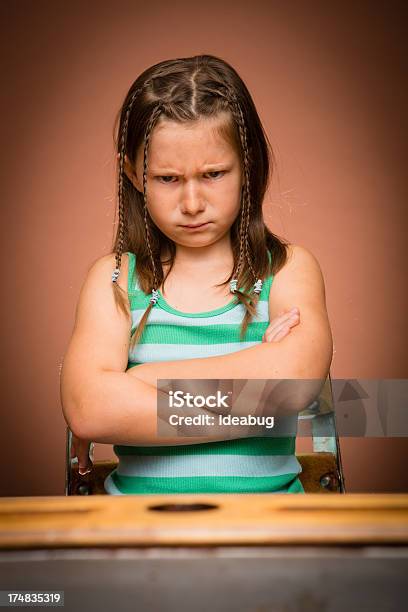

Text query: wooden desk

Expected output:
[0,494,407,611]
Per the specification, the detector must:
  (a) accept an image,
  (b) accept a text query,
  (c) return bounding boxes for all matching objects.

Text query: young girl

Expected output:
[61,54,333,495]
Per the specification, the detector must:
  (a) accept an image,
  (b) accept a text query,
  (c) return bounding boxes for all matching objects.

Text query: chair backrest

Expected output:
[298,373,346,493]
[66,374,346,495]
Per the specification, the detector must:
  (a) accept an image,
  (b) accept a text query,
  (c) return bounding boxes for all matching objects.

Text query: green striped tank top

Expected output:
[104,251,305,495]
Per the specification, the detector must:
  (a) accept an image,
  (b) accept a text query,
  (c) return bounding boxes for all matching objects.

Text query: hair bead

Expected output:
[230,279,238,294]
[253,279,263,294]
[150,289,160,305]
[112,268,120,283]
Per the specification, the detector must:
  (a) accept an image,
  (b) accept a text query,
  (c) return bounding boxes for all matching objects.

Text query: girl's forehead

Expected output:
[146,115,238,166]
[154,115,229,142]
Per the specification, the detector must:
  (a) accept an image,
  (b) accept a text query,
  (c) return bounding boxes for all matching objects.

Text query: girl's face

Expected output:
[125,113,244,253]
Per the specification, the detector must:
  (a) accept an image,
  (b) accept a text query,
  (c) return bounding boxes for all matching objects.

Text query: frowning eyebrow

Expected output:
[150,163,231,174]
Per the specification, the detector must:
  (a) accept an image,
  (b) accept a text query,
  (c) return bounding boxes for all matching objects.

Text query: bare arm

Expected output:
[70,369,239,445]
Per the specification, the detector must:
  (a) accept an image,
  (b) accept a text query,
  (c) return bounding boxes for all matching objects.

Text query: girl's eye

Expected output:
[157,176,177,184]
[156,171,225,183]
[205,171,225,179]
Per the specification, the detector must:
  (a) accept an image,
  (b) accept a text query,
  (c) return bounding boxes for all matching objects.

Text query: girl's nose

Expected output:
[180,182,206,215]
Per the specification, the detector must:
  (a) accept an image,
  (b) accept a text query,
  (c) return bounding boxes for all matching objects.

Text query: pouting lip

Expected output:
[180,222,211,228]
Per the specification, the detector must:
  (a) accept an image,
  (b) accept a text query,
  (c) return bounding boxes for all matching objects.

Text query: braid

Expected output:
[142,103,164,296]
[226,91,262,298]
[233,101,258,282]
[113,84,147,283]
[223,92,246,283]
[127,102,165,347]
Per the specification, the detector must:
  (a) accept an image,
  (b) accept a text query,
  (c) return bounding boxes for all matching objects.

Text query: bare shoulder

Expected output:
[269,243,328,319]
[70,250,132,343]
[85,252,129,295]
[284,243,324,272]
[276,243,326,287]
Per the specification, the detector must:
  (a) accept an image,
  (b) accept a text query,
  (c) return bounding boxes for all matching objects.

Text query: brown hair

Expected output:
[111,54,290,349]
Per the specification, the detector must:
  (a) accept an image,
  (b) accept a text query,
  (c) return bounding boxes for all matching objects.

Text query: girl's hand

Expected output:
[70,434,93,476]
[262,307,300,343]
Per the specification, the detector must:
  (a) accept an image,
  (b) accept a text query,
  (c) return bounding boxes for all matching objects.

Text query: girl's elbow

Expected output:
[288,342,333,411]
[61,392,97,441]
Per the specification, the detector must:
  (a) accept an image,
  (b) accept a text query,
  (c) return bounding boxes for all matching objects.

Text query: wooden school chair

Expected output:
[65,374,346,495]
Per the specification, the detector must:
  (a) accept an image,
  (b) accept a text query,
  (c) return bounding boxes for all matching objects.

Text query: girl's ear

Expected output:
[116,153,143,192]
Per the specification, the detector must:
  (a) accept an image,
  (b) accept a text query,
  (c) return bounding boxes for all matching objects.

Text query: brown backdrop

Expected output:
[1,0,407,496]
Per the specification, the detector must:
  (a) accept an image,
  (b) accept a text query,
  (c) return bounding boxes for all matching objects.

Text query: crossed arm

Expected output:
[64,245,333,452]
[123,297,332,433]
[126,317,331,386]
[126,245,332,389]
